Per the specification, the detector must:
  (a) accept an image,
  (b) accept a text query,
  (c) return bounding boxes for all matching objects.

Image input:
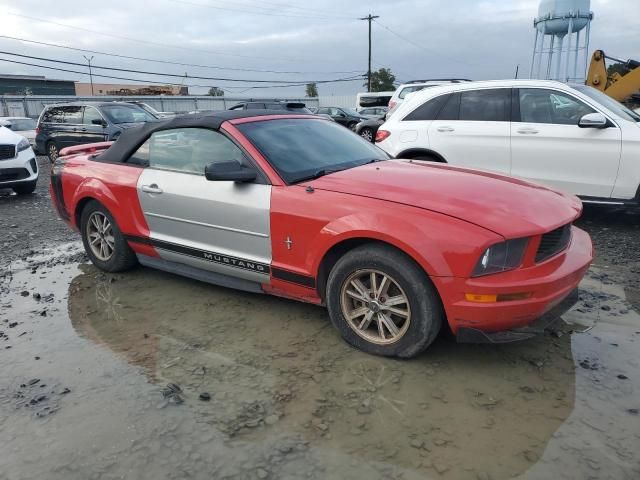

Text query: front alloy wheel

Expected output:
[326,244,443,358]
[341,269,411,344]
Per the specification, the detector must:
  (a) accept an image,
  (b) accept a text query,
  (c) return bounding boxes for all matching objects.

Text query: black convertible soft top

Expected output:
[95,110,311,164]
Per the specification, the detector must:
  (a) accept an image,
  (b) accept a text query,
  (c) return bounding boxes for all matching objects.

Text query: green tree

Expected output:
[305,82,318,97]
[208,87,224,97]
[366,68,396,92]
[607,62,631,79]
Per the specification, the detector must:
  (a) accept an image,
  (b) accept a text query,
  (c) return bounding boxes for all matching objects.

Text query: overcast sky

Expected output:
[1,0,638,97]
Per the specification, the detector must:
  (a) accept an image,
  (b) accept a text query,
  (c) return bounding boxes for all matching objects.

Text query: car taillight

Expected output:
[375,130,390,142]
[388,100,397,110]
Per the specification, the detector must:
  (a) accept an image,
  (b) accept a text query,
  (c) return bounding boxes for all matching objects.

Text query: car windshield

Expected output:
[237,118,390,184]
[100,104,157,124]
[5,118,36,130]
[573,85,640,122]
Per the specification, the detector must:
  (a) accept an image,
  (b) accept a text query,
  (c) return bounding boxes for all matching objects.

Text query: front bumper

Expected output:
[0,147,38,188]
[435,226,593,338]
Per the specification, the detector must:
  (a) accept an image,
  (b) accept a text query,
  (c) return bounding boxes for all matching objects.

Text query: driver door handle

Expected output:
[517,127,539,134]
[437,126,455,132]
[141,184,163,194]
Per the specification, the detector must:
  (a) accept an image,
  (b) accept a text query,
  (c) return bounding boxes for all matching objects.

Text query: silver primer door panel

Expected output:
[137,168,271,284]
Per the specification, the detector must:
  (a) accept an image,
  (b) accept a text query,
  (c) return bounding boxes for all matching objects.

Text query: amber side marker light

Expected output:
[465,292,532,303]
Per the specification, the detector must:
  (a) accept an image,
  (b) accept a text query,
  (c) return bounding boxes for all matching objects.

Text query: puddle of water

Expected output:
[1,260,639,480]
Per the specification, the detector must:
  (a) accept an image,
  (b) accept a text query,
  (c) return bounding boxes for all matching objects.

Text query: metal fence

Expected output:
[0,95,327,118]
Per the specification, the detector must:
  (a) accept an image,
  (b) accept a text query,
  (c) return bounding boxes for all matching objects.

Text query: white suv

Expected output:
[0,125,38,195]
[388,79,471,114]
[376,80,640,205]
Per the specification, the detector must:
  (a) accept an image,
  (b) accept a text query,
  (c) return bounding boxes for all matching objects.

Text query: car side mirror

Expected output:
[92,119,107,127]
[578,113,608,129]
[205,161,257,183]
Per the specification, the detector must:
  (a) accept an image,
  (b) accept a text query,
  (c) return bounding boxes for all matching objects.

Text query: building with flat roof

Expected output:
[75,83,188,96]
[0,74,76,95]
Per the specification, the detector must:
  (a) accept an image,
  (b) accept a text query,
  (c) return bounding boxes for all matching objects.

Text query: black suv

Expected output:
[36,102,157,162]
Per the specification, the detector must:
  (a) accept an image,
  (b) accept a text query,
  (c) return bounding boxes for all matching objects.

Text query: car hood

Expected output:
[305,160,582,238]
[0,125,22,143]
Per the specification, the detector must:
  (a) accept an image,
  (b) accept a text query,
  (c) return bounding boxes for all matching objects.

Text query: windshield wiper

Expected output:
[294,167,345,183]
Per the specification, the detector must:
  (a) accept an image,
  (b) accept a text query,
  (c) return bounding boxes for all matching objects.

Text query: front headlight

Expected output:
[17,137,30,152]
[472,238,529,277]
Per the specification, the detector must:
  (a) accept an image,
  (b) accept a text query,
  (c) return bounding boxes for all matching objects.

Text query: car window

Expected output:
[100,104,156,124]
[135,128,245,175]
[399,85,429,99]
[328,108,340,116]
[404,94,451,121]
[83,107,103,125]
[42,106,65,124]
[229,104,245,110]
[459,89,510,122]
[6,118,36,130]
[266,103,285,110]
[436,93,461,121]
[573,85,640,122]
[247,103,266,109]
[61,106,83,124]
[360,108,373,115]
[519,88,595,125]
[236,118,389,184]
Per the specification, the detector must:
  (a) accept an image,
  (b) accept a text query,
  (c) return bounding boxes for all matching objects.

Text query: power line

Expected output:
[0,57,364,91]
[0,35,362,75]
[373,19,477,67]
[0,50,364,84]
[5,12,307,62]
[168,0,354,20]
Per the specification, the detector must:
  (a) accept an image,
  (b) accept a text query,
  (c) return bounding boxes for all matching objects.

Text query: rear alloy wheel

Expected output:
[327,244,443,358]
[47,142,59,163]
[359,127,374,142]
[80,201,138,272]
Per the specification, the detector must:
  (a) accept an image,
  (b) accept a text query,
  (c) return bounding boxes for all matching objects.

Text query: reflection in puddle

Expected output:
[68,265,580,479]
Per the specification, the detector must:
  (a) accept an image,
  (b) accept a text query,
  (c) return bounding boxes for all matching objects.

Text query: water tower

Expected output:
[530,0,594,82]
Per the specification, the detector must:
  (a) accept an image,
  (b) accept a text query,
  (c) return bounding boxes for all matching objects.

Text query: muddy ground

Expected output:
[1,157,639,480]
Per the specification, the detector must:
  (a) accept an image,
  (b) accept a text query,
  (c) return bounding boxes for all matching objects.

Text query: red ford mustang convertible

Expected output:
[50,111,592,357]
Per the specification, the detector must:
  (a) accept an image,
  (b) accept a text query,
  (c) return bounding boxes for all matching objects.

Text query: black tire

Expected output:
[46,141,59,163]
[13,180,37,195]
[359,127,374,143]
[326,244,443,358]
[80,200,138,272]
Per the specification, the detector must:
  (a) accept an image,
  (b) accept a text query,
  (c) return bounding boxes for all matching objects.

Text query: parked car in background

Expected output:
[388,79,472,114]
[0,124,38,194]
[127,101,174,118]
[356,91,395,111]
[376,79,640,206]
[355,117,385,142]
[359,107,388,118]
[229,101,334,121]
[317,107,368,129]
[0,117,37,150]
[36,102,157,162]
[50,111,592,357]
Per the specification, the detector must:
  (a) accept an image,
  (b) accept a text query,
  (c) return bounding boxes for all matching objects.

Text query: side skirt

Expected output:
[137,254,264,294]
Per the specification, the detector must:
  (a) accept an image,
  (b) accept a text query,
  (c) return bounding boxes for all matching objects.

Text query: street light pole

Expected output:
[83,55,94,96]
[359,14,379,93]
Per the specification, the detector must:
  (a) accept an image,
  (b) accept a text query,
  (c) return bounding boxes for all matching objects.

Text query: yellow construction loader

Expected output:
[586,50,640,109]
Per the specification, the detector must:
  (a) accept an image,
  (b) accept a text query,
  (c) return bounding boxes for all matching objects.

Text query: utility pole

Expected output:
[359,14,379,92]
[83,55,94,96]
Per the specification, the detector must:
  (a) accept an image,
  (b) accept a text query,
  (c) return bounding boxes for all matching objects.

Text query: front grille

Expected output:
[0,144,16,160]
[536,224,572,263]
[0,168,29,182]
